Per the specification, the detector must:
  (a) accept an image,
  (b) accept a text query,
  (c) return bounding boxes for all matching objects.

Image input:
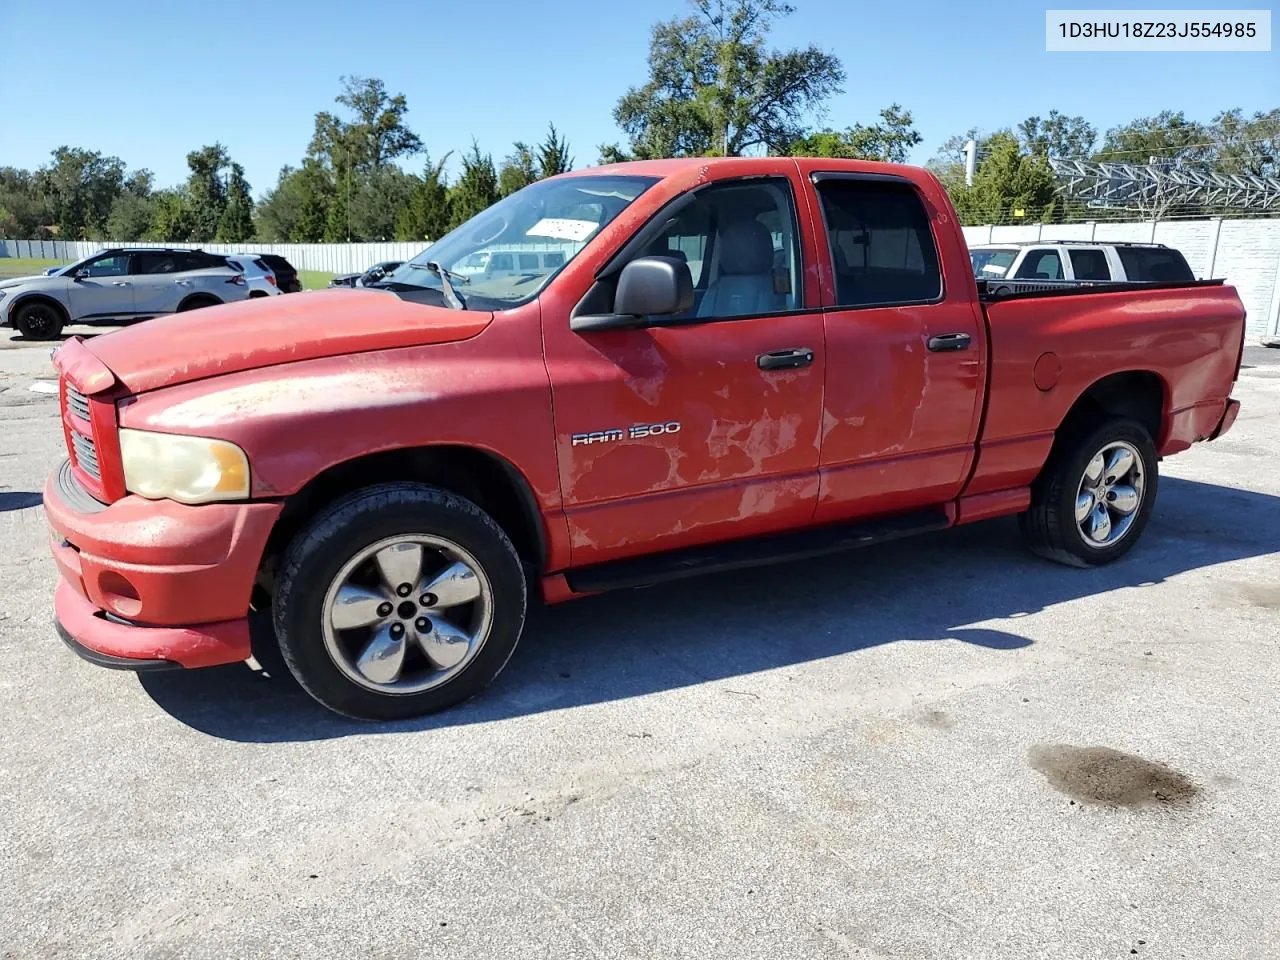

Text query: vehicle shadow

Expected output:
[0,491,42,512]
[139,476,1280,742]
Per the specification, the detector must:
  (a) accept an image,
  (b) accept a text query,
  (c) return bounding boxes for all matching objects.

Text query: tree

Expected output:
[538,123,574,177]
[949,133,1059,225]
[148,190,192,241]
[312,75,423,173]
[216,162,255,241]
[606,0,844,159]
[1094,111,1210,165]
[184,144,231,241]
[396,153,453,242]
[1212,108,1280,177]
[498,142,538,197]
[106,192,156,240]
[255,163,334,242]
[789,104,921,162]
[1017,110,1096,160]
[349,166,417,240]
[448,142,499,227]
[35,147,126,238]
[0,167,50,238]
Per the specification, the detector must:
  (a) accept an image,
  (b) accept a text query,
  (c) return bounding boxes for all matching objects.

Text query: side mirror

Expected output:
[571,256,694,333]
[73,268,89,280]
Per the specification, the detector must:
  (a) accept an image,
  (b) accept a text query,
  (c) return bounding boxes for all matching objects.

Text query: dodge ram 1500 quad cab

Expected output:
[44,157,1246,720]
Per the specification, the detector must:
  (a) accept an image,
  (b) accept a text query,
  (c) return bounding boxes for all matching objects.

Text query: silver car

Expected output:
[0,247,251,340]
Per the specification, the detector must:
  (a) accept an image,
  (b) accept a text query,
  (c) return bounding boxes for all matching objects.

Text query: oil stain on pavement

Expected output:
[1027,744,1200,808]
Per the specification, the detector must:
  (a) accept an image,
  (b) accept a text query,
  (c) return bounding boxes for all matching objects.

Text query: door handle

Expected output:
[112,281,130,287]
[174,279,192,286]
[757,348,814,370]
[927,333,972,352]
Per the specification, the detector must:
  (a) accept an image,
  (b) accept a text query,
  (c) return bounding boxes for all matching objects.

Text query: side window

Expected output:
[1117,247,1194,282]
[814,178,942,308]
[490,253,514,272]
[133,253,181,274]
[517,253,540,271]
[169,252,210,272]
[633,177,801,320]
[543,252,565,269]
[1015,249,1063,280]
[1069,248,1110,281]
[81,254,131,277]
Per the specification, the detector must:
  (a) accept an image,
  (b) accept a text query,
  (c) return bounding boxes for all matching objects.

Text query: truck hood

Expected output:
[79,289,493,395]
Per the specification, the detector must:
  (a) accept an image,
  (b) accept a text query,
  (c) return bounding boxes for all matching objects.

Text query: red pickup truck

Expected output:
[45,157,1245,720]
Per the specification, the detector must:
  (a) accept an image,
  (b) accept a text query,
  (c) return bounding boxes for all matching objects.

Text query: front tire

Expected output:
[1020,417,1159,567]
[273,483,527,720]
[13,301,65,340]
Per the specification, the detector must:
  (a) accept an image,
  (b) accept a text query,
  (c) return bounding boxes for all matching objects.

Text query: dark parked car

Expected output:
[257,254,302,293]
[329,260,403,288]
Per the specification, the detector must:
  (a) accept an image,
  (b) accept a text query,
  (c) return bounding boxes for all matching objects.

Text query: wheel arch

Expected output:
[258,444,549,598]
[8,292,71,328]
[1054,370,1167,450]
[177,292,222,311]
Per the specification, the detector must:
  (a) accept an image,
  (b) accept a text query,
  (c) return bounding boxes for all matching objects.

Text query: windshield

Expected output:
[384,174,659,308]
[969,248,1018,279]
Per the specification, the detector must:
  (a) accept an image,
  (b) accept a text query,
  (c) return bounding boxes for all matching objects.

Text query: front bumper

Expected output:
[45,460,283,670]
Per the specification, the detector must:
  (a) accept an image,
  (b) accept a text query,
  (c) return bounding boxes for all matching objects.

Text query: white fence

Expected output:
[5,217,1280,336]
[0,239,426,276]
[963,218,1280,338]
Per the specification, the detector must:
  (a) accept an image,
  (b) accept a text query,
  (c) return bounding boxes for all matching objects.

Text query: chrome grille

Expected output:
[66,384,91,422]
[70,431,101,480]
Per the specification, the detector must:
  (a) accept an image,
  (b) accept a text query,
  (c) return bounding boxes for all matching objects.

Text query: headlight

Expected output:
[118,428,250,504]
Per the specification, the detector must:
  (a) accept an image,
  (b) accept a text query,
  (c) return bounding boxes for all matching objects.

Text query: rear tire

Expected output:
[13,301,65,340]
[1020,416,1158,567]
[273,483,527,720]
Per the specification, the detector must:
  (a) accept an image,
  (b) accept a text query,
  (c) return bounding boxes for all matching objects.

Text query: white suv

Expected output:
[969,241,1196,284]
[0,247,251,340]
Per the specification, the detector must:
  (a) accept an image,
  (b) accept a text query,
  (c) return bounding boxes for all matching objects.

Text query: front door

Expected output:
[544,171,826,567]
[67,252,136,320]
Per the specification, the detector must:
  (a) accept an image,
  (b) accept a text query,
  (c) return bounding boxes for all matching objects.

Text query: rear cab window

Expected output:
[812,177,942,308]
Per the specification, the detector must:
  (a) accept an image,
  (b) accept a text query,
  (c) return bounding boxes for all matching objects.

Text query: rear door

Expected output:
[131,251,192,315]
[67,252,136,320]
[801,169,986,522]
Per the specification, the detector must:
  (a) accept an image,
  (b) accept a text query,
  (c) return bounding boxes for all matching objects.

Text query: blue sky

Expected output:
[1,0,1275,197]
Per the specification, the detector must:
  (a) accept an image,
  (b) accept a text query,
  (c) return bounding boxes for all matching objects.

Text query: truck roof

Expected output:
[559,156,935,181]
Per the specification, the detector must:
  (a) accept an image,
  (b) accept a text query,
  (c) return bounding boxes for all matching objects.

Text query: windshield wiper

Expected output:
[405,261,468,310]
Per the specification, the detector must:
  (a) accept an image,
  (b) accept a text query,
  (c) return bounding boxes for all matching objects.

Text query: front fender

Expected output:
[116,310,562,512]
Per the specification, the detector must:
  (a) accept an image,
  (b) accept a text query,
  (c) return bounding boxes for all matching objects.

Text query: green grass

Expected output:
[0,257,68,278]
[299,270,335,290]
